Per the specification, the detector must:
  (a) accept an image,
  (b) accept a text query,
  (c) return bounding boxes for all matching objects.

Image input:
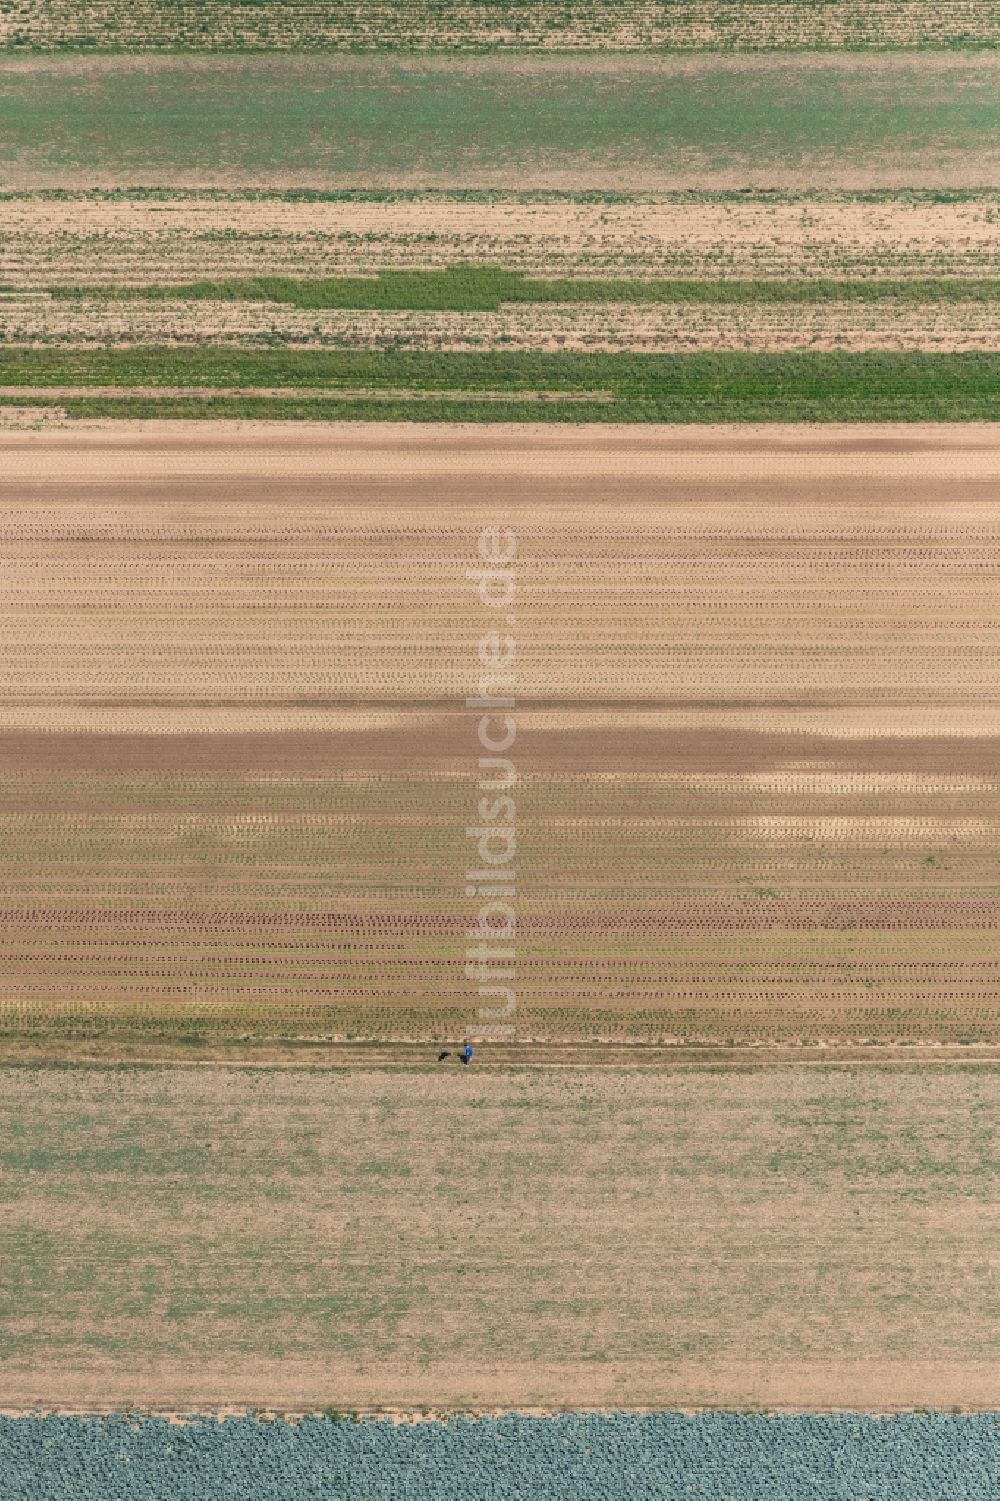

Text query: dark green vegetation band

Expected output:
[3,350,998,422]
[1,1412,998,1500]
[43,271,1000,310]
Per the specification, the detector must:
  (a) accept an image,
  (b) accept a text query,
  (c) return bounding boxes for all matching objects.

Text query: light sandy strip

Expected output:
[1,423,997,481]
[0,704,996,737]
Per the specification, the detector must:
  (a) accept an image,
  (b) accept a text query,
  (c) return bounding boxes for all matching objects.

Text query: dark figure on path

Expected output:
[437,1044,474,1064]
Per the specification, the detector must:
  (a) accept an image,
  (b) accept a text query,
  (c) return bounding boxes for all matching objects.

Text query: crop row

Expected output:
[6,194,1000,287]
[5,1,1000,50]
[8,292,1000,354]
[2,347,998,422]
[41,272,1000,308]
[3,898,1000,929]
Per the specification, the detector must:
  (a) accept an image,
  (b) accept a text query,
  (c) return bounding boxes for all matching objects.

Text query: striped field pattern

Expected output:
[4,1,1000,50]
[1,424,997,1052]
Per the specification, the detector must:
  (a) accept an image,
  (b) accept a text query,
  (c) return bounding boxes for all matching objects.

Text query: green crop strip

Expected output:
[2,348,998,391]
[2,56,997,187]
[44,271,1000,311]
[2,349,997,422]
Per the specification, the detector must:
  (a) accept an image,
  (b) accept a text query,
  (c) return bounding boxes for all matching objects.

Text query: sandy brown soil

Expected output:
[3,418,998,462]
[0,424,997,1049]
[4,1359,997,1413]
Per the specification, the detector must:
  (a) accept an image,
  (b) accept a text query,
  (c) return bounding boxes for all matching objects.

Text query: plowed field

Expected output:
[1,423,997,1053]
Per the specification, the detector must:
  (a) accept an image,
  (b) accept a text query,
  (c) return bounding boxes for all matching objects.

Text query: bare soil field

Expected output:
[4,0,999,51]
[0,424,997,1051]
[0,1064,995,1410]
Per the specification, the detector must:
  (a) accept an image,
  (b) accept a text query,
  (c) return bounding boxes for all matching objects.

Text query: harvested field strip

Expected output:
[0,1065,996,1410]
[1,426,998,1048]
[42,274,1000,308]
[2,54,998,190]
[6,0,1000,51]
[0,349,997,421]
[8,192,1000,288]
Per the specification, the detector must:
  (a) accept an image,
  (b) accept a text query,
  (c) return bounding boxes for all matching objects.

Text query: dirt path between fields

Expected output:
[1,419,999,466]
[1,1039,997,1068]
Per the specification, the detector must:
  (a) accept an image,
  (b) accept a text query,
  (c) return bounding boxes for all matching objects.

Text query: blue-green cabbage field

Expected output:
[1,1411,997,1499]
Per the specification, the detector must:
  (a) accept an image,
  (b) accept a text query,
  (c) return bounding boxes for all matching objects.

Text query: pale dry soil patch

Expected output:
[0,1065,996,1410]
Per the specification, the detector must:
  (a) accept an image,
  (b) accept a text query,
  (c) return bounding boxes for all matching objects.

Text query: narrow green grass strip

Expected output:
[2,349,996,422]
[40,399,993,421]
[45,270,1000,311]
[0,345,996,394]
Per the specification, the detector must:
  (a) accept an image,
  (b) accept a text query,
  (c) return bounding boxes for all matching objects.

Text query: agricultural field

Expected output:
[0,1063,997,1409]
[0,347,997,421]
[5,293,1000,355]
[6,191,1000,284]
[1,55,998,191]
[3,1411,1000,1501]
[1,4,998,1479]
[3,190,1000,385]
[4,0,1000,51]
[0,424,997,1053]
